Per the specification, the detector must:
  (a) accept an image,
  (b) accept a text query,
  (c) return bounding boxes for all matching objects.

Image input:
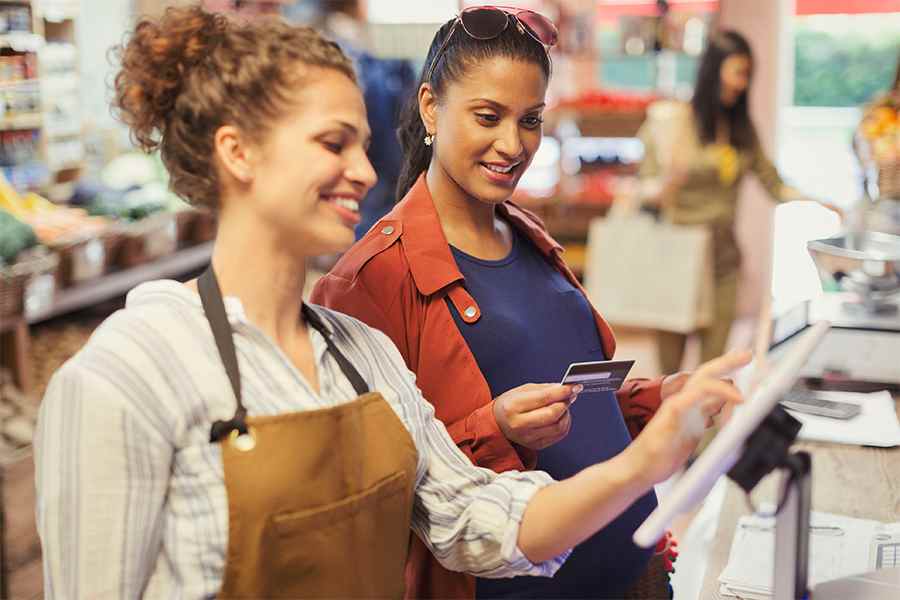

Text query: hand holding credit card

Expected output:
[561,360,636,394]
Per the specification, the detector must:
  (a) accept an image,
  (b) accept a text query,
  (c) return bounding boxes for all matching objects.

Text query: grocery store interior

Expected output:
[0,1,898,598]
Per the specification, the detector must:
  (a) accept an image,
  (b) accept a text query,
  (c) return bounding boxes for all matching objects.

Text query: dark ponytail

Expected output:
[395,16,551,201]
[395,21,452,201]
[395,93,431,201]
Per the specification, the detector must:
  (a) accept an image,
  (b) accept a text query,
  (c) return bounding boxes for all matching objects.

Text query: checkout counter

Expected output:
[699,389,900,599]
[700,223,900,598]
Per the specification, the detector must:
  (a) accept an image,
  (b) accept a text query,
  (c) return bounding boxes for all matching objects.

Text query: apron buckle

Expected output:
[229,427,257,452]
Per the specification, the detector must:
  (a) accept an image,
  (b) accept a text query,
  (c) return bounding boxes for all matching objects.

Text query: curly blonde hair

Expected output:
[113,5,356,208]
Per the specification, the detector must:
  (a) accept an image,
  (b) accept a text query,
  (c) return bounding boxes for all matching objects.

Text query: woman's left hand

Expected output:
[661,371,737,428]
[661,371,690,400]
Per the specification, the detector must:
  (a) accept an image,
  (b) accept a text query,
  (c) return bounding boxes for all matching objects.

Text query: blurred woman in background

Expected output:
[638,29,840,374]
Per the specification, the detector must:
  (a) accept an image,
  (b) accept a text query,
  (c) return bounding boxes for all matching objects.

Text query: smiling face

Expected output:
[219,67,377,257]
[421,56,548,206]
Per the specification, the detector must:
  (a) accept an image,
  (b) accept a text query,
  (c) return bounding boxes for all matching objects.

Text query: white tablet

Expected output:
[632,320,831,548]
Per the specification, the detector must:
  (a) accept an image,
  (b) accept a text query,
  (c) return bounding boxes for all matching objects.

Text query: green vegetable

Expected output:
[0,208,38,264]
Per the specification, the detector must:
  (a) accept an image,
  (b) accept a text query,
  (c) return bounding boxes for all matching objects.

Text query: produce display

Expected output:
[572,171,617,205]
[552,89,658,113]
[861,94,899,164]
[78,152,192,220]
[859,91,900,199]
[88,181,176,221]
[0,172,109,245]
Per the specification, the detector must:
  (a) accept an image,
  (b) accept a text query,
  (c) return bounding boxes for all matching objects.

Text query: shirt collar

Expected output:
[127,280,335,338]
[387,174,564,296]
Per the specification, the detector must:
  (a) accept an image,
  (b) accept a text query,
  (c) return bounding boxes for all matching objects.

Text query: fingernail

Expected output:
[573,384,584,394]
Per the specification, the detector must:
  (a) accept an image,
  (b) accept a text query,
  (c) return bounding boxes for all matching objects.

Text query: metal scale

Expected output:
[795,194,900,389]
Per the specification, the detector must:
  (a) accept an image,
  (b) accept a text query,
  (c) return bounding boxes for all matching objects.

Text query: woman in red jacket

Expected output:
[313,7,724,598]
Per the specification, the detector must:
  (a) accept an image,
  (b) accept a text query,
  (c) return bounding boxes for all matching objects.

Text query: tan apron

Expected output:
[198,268,418,599]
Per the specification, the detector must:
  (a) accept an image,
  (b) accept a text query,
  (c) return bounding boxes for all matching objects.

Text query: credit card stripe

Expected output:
[564,372,615,382]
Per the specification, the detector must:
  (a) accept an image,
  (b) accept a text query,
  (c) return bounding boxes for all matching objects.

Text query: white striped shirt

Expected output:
[35,280,568,599]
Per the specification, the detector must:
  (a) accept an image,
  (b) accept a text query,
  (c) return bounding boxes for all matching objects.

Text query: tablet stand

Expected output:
[727,405,811,600]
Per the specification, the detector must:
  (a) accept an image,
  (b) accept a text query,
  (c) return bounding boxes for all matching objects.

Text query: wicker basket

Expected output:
[0,249,59,321]
[55,229,123,287]
[118,212,179,269]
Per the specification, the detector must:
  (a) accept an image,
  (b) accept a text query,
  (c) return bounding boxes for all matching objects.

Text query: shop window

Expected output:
[365,0,456,24]
[793,13,898,108]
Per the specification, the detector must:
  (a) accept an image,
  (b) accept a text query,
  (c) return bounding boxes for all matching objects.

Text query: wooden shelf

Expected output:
[26,242,213,324]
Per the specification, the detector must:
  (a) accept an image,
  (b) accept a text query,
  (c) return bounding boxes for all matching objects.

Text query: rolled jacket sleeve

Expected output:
[445,401,538,472]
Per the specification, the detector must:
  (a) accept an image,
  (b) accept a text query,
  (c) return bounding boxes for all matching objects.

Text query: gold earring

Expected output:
[424,133,434,146]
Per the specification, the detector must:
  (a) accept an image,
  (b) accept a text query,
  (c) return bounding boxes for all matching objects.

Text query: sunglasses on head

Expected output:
[425,5,559,84]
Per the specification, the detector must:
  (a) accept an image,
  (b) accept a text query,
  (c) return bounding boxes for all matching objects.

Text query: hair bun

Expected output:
[114,6,228,152]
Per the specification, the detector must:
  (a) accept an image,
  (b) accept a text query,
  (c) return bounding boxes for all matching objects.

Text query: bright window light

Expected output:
[366,0,457,23]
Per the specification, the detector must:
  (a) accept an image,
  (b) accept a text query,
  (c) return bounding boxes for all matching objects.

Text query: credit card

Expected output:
[561,359,635,393]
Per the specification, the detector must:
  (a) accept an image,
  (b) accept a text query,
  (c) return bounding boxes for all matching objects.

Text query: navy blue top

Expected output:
[448,229,658,599]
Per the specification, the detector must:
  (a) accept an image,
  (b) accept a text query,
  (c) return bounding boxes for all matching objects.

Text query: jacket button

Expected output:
[464,306,477,318]
[381,225,395,235]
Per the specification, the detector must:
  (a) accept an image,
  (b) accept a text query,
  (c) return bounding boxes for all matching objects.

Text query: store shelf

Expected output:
[26,242,213,324]
[0,113,42,131]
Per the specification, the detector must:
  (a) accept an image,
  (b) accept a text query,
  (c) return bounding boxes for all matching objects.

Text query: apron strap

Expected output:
[198,267,371,443]
[301,304,370,397]
[199,267,249,442]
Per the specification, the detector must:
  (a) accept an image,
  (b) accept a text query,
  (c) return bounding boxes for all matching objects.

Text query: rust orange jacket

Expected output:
[311,175,665,599]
